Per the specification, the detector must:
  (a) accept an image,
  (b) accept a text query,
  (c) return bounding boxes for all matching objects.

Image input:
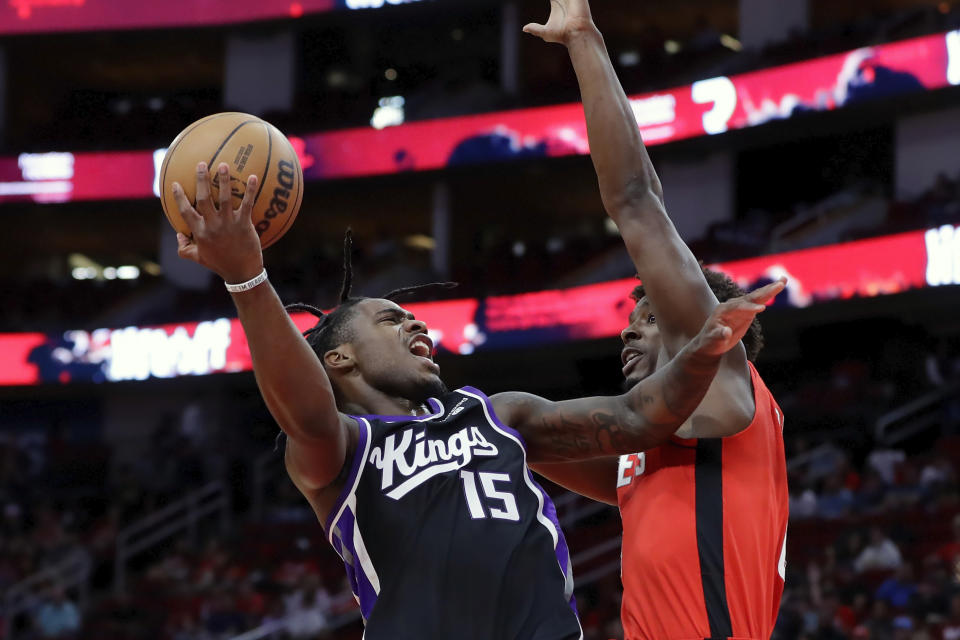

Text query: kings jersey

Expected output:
[617,363,789,640]
[323,386,582,640]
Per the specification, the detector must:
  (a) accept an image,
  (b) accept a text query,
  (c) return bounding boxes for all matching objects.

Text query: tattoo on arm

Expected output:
[523,344,721,461]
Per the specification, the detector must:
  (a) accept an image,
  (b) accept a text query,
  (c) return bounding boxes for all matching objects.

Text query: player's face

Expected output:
[620,298,661,389]
[347,298,447,403]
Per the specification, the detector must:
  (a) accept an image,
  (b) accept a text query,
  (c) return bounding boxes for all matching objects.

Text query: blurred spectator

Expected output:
[861,599,894,640]
[869,448,908,485]
[854,470,888,514]
[818,473,855,519]
[855,528,903,573]
[789,481,819,519]
[875,565,918,609]
[944,594,960,640]
[34,585,81,639]
[283,575,332,639]
[202,590,247,638]
[937,514,960,568]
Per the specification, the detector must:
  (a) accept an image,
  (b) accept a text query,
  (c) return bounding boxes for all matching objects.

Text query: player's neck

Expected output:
[341,388,429,417]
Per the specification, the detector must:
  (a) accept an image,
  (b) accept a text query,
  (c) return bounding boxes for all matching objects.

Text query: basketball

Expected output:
[159,112,304,249]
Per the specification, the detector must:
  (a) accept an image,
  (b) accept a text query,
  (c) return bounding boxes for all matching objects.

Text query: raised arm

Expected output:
[494,280,784,463]
[172,162,351,492]
[524,3,718,352]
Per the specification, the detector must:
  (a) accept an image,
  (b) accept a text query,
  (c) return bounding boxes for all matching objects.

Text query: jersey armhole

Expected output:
[322,416,372,538]
[719,362,783,443]
[671,362,780,445]
[457,386,528,449]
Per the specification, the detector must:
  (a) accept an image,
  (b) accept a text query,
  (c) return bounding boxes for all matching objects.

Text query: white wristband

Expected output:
[225,269,268,293]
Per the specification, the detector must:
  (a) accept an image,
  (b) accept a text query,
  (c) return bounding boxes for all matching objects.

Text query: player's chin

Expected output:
[417,374,448,401]
[622,370,651,392]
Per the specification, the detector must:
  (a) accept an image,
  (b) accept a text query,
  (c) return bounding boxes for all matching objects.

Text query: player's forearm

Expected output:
[566,25,664,218]
[230,283,340,439]
[618,335,722,449]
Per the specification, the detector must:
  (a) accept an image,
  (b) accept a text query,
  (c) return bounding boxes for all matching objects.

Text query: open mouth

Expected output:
[621,348,644,376]
[409,334,439,371]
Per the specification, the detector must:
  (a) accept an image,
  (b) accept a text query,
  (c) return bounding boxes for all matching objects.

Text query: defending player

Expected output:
[170,162,782,640]
[525,2,790,639]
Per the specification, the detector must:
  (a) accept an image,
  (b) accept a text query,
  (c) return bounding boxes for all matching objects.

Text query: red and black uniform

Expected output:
[616,363,788,640]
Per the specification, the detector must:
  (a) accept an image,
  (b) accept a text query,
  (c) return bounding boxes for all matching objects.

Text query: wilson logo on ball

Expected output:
[256,159,297,236]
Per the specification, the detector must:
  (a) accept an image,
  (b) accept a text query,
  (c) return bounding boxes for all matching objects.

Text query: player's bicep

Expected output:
[531,459,619,506]
[283,413,355,492]
[492,392,636,464]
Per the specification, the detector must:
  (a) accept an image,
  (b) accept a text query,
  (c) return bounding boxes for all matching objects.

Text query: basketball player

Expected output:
[525,2,790,639]
[169,162,782,639]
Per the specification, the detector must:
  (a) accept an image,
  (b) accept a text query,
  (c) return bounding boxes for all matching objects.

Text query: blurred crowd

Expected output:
[691,170,960,264]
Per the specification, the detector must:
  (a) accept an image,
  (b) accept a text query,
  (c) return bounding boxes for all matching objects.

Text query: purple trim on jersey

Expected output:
[534,474,571,575]
[528,467,578,611]
[459,386,577,614]
[331,506,378,621]
[323,417,370,533]
[458,386,528,449]
[350,397,444,424]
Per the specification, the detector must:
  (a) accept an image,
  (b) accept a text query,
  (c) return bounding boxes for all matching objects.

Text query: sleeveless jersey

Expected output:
[324,386,583,640]
[616,363,788,640]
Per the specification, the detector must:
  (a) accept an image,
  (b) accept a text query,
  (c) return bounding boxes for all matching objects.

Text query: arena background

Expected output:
[2,1,960,638]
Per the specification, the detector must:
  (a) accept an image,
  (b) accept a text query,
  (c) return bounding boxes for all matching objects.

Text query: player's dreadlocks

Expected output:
[285,229,457,363]
[630,267,766,362]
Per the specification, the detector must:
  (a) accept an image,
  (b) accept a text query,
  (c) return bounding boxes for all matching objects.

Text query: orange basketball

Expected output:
[159,112,304,249]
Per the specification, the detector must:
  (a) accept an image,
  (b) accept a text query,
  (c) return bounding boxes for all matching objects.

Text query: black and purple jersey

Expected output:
[323,386,582,640]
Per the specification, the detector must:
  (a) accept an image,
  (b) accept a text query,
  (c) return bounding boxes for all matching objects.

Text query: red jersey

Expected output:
[616,363,788,640]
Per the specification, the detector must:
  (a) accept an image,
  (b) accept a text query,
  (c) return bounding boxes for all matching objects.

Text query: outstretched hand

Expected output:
[172,162,265,284]
[522,0,596,45]
[694,278,787,357]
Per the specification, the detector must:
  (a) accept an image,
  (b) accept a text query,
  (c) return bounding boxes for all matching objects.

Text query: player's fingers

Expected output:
[216,163,232,214]
[522,23,546,37]
[195,162,215,215]
[705,324,733,344]
[176,233,200,263]
[745,277,787,305]
[238,174,258,221]
[171,182,203,233]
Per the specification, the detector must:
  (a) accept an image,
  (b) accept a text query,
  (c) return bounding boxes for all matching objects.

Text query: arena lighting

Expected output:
[116,266,140,280]
[948,29,960,85]
[345,0,423,9]
[618,51,641,67]
[370,96,406,130]
[0,29,956,204]
[70,267,96,281]
[720,34,743,52]
[1,224,955,387]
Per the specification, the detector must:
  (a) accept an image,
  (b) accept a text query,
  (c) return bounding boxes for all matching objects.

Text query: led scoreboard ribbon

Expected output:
[1,29,958,203]
[1,225,956,386]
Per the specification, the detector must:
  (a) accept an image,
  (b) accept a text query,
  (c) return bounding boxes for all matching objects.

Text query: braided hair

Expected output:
[286,230,457,363]
[630,267,766,362]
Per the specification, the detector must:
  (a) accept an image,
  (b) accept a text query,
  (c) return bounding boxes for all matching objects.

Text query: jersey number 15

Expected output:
[460,470,520,521]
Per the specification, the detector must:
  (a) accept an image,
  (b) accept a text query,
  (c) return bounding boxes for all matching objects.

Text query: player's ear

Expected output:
[324,345,357,375]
